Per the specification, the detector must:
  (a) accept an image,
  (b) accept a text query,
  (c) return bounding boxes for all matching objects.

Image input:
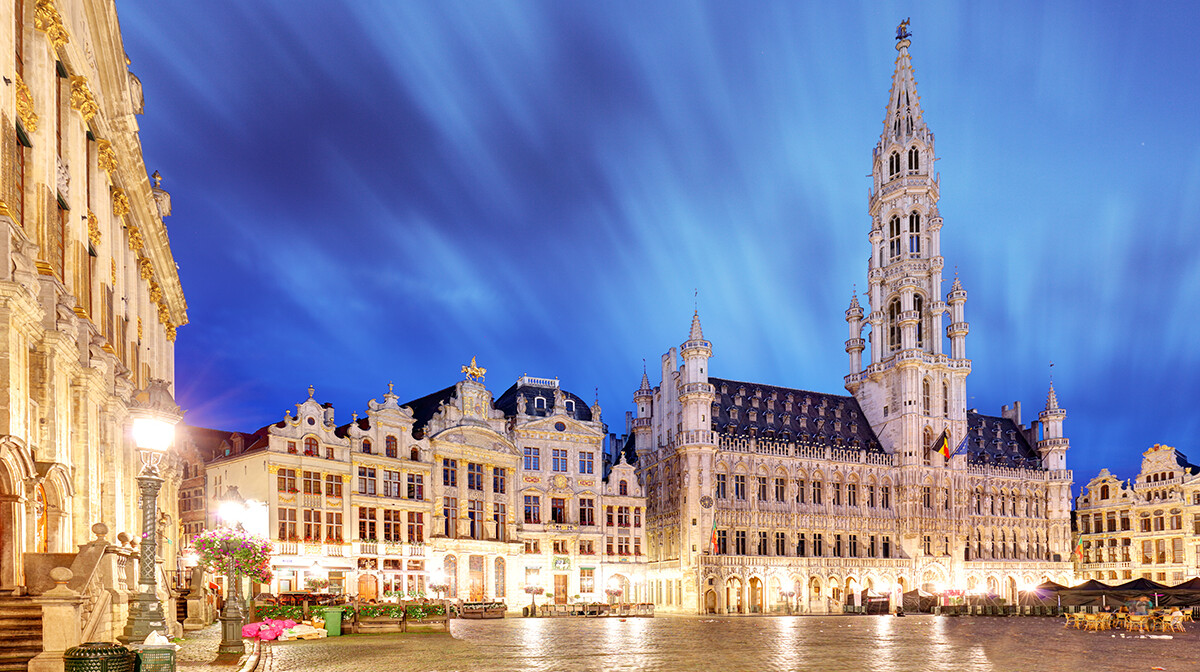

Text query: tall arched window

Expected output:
[362,439,372,454]
[889,152,900,177]
[304,437,318,455]
[410,447,420,461]
[495,557,506,598]
[908,146,919,171]
[619,480,628,496]
[908,212,921,255]
[1099,484,1110,499]
[444,555,458,599]
[888,216,901,259]
[922,379,931,415]
[386,435,398,458]
[923,428,933,466]
[887,299,901,351]
[942,382,949,417]
[913,295,924,348]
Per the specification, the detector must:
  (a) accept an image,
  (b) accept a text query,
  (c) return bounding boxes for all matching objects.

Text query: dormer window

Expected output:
[619,480,628,496]
[565,399,575,413]
[535,397,546,410]
[362,439,372,454]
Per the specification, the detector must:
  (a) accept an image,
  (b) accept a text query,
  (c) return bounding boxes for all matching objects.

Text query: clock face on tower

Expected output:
[700,495,714,509]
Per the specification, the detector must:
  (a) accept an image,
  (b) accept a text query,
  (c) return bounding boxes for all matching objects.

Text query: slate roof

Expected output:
[964,412,1043,469]
[400,384,459,435]
[493,382,593,422]
[709,377,883,453]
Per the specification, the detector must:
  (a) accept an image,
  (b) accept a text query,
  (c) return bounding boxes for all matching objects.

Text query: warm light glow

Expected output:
[1020,582,1036,592]
[132,416,174,453]
[432,570,447,586]
[932,582,945,593]
[218,500,245,526]
[607,577,620,590]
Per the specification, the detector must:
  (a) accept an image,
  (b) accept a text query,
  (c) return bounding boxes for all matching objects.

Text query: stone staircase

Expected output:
[0,597,42,672]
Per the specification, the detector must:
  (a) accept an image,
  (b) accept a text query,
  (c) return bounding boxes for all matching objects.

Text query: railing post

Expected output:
[30,568,83,672]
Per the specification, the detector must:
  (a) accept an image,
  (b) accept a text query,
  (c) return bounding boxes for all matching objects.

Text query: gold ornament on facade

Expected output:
[34,0,70,48]
[148,279,162,303]
[14,73,38,133]
[137,317,142,342]
[87,210,101,248]
[127,224,143,251]
[96,139,117,174]
[461,356,486,382]
[138,255,153,280]
[112,188,130,218]
[69,76,98,123]
[157,301,170,325]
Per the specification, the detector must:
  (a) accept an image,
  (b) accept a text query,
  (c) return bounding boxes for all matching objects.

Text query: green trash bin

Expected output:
[323,607,343,637]
[134,646,176,672]
[64,642,136,672]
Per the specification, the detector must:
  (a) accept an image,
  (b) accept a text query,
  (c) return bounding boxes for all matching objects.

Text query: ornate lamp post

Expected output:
[524,584,544,615]
[120,380,183,644]
[217,486,249,655]
[780,590,796,615]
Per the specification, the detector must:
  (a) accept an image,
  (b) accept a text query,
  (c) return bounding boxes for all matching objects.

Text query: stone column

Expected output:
[29,568,82,672]
[119,473,166,643]
[184,565,208,630]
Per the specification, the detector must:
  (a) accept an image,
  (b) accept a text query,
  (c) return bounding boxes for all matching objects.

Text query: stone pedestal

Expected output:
[29,568,82,672]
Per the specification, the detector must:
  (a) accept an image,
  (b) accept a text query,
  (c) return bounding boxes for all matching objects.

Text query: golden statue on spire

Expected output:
[461,357,486,382]
[896,18,911,41]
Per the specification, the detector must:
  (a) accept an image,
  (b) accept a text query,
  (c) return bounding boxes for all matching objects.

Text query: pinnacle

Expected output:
[689,310,704,341]
[1045,382,1060,411]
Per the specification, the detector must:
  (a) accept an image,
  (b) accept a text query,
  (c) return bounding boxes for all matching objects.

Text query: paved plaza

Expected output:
[254,615,1200,672]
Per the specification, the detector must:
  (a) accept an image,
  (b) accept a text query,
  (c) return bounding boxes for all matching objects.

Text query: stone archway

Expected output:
[808,576,823,613]
[748,577,764,613]
[726,576,744,614]
[0,459,19,589]
[704,589,718,614]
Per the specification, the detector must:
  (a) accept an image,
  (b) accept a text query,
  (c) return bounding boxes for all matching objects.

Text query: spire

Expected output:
[689,311,704,341]
[848,287,862,312]
[1045,382,1059,411]
[639,365,650,391]
[883,18,926,144]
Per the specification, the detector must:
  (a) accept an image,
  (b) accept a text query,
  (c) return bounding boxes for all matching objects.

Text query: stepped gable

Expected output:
[493,381,593,422]
[964,412,1041,468]
[709,377,883,452]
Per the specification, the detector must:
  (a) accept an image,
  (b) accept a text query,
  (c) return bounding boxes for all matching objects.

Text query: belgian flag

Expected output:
[931,430,951,460]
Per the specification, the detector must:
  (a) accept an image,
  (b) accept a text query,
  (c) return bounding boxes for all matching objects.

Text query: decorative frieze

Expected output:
[14,73,38,133]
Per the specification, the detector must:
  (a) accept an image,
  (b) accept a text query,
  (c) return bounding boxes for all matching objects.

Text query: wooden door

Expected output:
[554,574,568,604]
[358,573,377,601]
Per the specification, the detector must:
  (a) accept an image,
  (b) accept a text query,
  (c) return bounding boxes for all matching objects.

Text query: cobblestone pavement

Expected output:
[175,623,247,672]
[263,615,1200,672]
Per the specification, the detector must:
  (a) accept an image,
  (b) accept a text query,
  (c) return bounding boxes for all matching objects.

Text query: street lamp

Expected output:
[119,380,183,645]
[218,486,249,655]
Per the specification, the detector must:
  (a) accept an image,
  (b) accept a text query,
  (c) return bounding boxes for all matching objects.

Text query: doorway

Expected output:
[357,573,378,601]
[469,555,485,601]
[554,574,568,604]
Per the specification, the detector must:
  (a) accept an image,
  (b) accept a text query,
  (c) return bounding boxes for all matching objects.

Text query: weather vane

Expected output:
[461,356,486,382]
[896,18,911,41]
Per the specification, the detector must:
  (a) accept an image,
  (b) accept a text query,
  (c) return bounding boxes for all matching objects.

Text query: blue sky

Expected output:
[119,2,1200,485]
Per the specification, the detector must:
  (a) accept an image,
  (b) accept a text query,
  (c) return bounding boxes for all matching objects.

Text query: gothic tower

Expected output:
[845,24,970,468]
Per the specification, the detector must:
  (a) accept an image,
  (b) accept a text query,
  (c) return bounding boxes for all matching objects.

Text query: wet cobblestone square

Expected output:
[263,615,1200,672]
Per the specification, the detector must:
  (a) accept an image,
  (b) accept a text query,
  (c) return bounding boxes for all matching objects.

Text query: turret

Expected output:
[845,290,865,373]
[678,311,714,436]
[946,275,969,360]
[1038,381,1068,470]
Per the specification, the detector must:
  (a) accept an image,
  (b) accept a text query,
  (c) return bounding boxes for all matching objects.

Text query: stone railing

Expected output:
[699,555,910,570]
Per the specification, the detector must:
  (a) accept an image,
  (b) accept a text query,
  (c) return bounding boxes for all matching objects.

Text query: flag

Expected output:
[710,517,718,554]
[931,430,950,460]
[950,432,969,457]
[1074,536,1084,561]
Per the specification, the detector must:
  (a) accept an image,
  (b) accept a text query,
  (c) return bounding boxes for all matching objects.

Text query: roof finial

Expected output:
[307,384,315,400]
[896,18,911,48]
[388,381,394,394]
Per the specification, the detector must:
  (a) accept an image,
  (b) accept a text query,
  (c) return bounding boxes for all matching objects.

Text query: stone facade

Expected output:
[198,373,645,609]
[0,0,186,645]
[632,29,1073,615]
[1076,444,1200,585]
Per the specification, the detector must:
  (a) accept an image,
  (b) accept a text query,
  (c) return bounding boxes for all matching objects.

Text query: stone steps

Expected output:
[0,597,42,672]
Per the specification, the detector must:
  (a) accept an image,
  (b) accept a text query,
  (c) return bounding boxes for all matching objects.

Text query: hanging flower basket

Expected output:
[192,528,274,583]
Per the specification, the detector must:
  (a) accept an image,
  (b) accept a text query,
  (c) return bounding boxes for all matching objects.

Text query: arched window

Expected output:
[942,382,949,417]
[922,379,931,415]
[908,146,919,171]
[565,399,575,413]
[410,447,420,461]
[889,151,900,177]
[386,436,398,458]
[887,299,901,351]
[495,557,506,598]
[1099,484,1110,499]
[619,480,628,496]
[444,555,458,599]
[923,428,933,466]
[888,216,901,259]
[908,212,921,255]
[535,397,546,410]
[304,437,318,455]
[913,295,924,348]
[362,439,372,454]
